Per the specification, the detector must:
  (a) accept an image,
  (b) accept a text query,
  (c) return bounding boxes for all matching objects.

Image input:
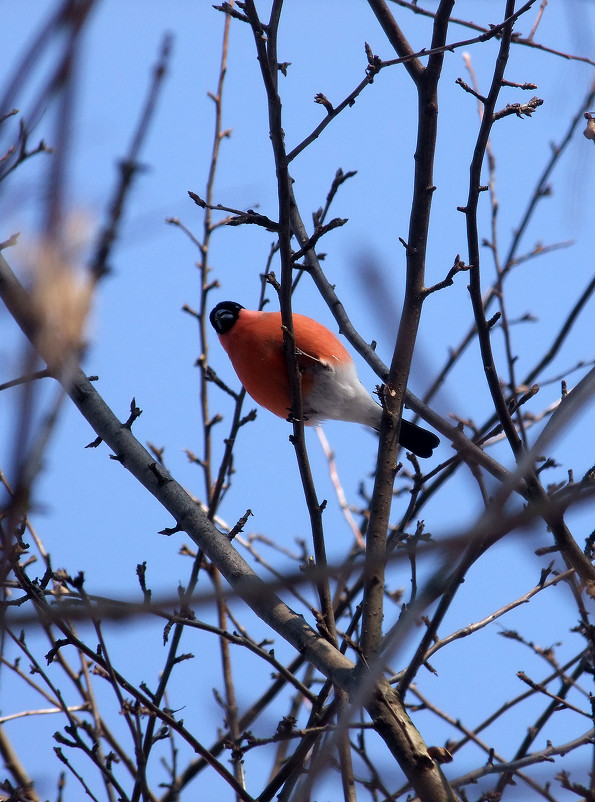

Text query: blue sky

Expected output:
[1,2,595,800]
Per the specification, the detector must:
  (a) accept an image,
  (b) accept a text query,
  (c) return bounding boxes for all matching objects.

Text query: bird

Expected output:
[209,301,440,458]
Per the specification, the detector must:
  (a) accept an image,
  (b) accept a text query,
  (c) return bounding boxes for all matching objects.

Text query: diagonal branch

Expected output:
[0,250,458,802]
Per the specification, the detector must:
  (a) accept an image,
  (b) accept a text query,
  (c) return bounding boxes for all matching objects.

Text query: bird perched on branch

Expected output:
[209,301,439,458]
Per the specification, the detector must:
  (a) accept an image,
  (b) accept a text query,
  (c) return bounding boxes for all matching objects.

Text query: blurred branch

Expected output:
[0,723,41,802]
[0,368,50,392]
[90,34,173,281]
[451,728,595,791]
[5,483,594,636]
[523,274,595,388]
[0,118,51,184]
[0,0,96,183]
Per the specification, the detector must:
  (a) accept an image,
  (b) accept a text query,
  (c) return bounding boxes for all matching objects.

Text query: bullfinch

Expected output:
[209,301,440,458]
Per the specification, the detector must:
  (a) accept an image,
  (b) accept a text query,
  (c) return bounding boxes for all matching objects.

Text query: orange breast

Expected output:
[219,309,350,420]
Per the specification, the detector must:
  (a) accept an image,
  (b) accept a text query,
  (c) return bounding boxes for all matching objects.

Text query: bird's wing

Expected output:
[294,347,332,419]
[295,347,332,372]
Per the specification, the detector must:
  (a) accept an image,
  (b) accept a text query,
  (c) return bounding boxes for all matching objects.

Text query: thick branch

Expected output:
[361,0,454,663]
[0,242,457,802]
[367,0,424,83]
[0,252,350,685]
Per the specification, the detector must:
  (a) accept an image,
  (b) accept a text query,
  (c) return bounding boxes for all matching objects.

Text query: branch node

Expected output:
[398,237,416,254]
[159,523,183,536]
[424,254,470,296]
[314,93,334,114]
[228,509,253,541]
[584,112,595,144]
[122,397,142,430]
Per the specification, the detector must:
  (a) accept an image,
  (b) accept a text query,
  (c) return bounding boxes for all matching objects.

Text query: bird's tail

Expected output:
[398,419,440,459]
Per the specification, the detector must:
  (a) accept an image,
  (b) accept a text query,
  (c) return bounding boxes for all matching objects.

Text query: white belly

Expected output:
[303,360,382,429]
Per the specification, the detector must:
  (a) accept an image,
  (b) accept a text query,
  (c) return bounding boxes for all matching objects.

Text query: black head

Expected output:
[209,301,245,335]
